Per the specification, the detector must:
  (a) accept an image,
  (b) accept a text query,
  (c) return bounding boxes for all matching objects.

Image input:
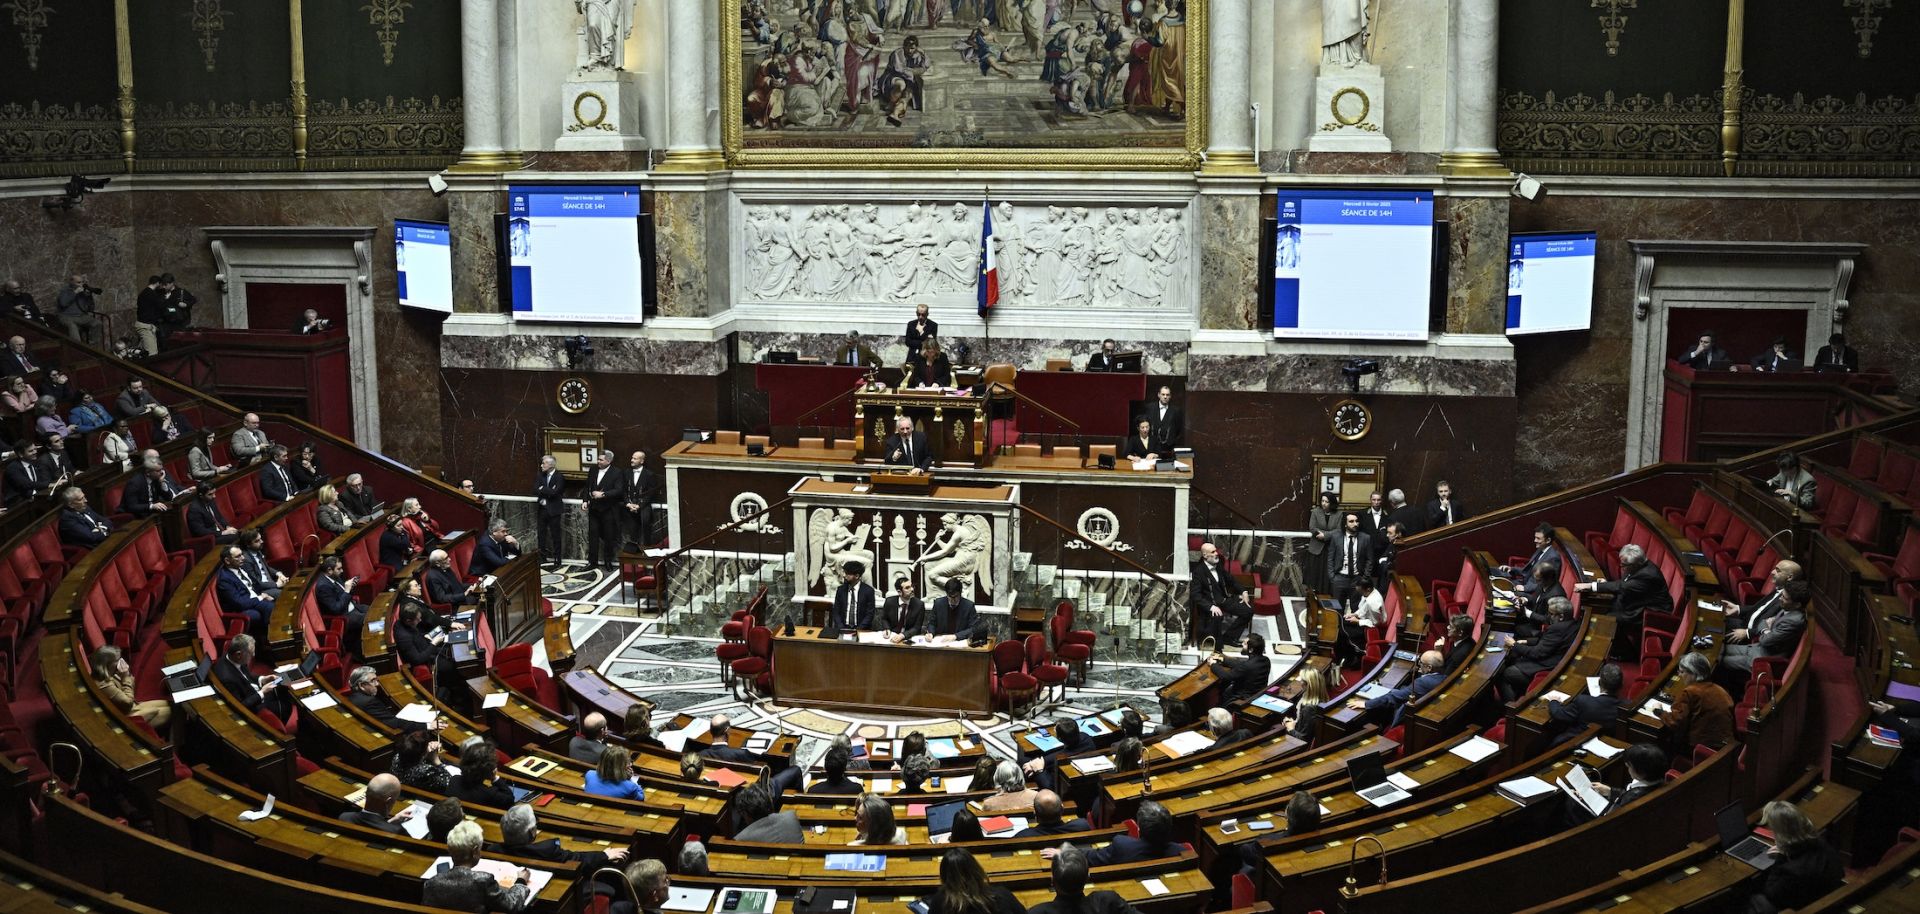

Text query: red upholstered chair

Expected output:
[992,640,1036,715]
[262,522,297,574]
[135,525,192,591]
[621,557,658,606]
[1231,873,1257,908]
[495,642,562,711]
[1025,634,1068,704]
[1664,489,1713,530]
[1051,611,1093,685]
[1865,525,1920,593]
[728,626,774,700]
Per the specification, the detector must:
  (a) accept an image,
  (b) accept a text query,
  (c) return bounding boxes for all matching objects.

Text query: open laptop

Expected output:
[1716,802,1777,870]
[1347,752,1412,807]
[165,656,215,693]
[924,800,969,837]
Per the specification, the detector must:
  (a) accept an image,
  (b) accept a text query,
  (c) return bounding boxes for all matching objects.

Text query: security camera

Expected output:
[427,173,450,196]
[1510,174,1545,202]
[42,174,109,211]
[1340,358,1380,393]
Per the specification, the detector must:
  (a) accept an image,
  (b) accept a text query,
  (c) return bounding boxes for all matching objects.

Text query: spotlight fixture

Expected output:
[1510,173,1546,202]
[427,173,450,196]
[42,174,109,211]
[1340,358,1380,393]
[563,334,595,370]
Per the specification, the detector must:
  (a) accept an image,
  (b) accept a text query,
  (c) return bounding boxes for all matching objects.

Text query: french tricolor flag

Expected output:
[977,196,998,318]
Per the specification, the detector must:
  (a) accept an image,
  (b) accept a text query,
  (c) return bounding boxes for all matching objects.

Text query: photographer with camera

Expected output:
[55,274,101,345]
[293,308,332,334]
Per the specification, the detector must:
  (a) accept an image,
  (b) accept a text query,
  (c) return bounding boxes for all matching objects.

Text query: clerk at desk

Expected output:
[832,330,884,369]
[825,561,876,636]
[913,577,977,642]
[884,416,933,475]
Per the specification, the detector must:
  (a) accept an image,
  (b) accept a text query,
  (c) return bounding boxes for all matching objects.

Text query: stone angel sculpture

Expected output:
[809,507,876,589]
[918,513,993,599]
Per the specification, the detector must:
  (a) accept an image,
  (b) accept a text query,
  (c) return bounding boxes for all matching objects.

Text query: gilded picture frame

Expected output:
[721,0,1208,170]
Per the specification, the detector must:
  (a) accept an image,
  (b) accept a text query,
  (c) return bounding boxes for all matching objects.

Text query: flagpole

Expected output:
[981,186,991,364]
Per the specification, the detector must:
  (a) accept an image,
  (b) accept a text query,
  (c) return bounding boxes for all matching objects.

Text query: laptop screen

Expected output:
[1714,802,1749,849]
[925,800,968,836]
[1347,752,1386,791]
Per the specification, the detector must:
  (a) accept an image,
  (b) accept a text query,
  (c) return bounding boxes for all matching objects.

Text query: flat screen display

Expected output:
[506,184,645,323]
[1505,231,1597,336]
[1271,189,1435,341]
[394,219,452,313]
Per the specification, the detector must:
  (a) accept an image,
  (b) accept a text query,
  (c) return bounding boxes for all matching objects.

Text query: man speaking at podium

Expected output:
[884,416,932,475]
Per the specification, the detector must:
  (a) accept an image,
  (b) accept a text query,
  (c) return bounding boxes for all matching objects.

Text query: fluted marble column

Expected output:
[1203,0,1257,172]
[452,0,511,170]
[658,0,723,170]
[1439,0,1506,175]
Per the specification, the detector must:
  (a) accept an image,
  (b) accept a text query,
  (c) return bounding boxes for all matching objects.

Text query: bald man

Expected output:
[571,712,610,765]
[1014,790,1091,838]
[1348,649,1447,727]
[338,773,411,834]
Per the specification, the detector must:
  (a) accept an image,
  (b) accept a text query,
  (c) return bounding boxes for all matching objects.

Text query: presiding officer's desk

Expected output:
[777,626,994,715]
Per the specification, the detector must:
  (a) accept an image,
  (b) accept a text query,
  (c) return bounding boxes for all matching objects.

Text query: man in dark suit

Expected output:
[904,303,937,353]
[114,378,158,419]
[1209,634,1271,704]
[58,487,113,546]
[569,713,610,765]
[1425,480,1466,529]
[1358,491,1388,539]
[1372,522,1403,592]
[339,472,378,520]
[621,449,657,549]
[1500,523,1558,587]
[883,416,932,474]
[1021,718,1093,793]
[347,665,436,733]
[1812,332,1857,372]
[186,491,238,545]
[1575,543,1671,655]
[830,330,884,369]
[532,455,566,566]
[824,561,876,635]
[1721,580,1808,674]
[1545,662,1626,747]
[491,803,627,878]
[1385,488,1425,536]
[258,445,298,503]
[213,633,293,719]
[1146,385,1182,451]
[1497,597,1577,702]
[1326,512,1373,617]
[1120,418,1158,460]
[808,745,863,795]
[1014,790,1092,838]
[1566,742,1667,827]
[426,548,479,608]
[879,576,924,642]
[1513,557,1567,640]
[293,308,331,334]
[1190,541,1251,649]
[35,433,76,484]
[1205,707,1252,749]
[1750,335,1801,372]
[1675,331,1730,370]
[582,450,622,571]
[316,556,367,660]
[1085,338,1120,372]
[0,335,39,378]
[336,774,409,834]
[917,577,978,642]
[1348,649,1446,727]
[699,715,804,793]
[3,441,49,506]
[468,519,521,578]
[1029,843,1135,914]
[215,546,274,629]
[1723,560,1801,633]
[1075,800,1184,867]
[121,462,188,518]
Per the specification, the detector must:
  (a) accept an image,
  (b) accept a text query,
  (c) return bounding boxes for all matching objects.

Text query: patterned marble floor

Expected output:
[550,560,1304,766]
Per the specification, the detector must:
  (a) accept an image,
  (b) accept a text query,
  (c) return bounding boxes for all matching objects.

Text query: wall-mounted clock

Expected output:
[1330,398,1372,441]
[557,377,593,414]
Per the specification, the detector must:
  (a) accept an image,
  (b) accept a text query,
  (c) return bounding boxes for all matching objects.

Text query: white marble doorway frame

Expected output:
[1624,240,1865,470]
[206,226,382,452]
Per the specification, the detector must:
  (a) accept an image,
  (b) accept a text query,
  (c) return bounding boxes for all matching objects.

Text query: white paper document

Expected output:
[397,703,439,724]
[1586,676,1603,696]
[1580,738,1623,760]
[238,794,275,821]
[1140,878,1170,897]
[1541,690,1571,704]
[399,800,434,839]
[172,685,216,702]
[1558,767,1608,817]
[942,775,973,794]
[161,660,197,676]
[1075,756,1117,775]
[1450,735,1501,763]
[299,692,339,711]
[482,692,510,709]
[1159,730,1216,758]
[1386,772,1420,791]
[421,858,555,895]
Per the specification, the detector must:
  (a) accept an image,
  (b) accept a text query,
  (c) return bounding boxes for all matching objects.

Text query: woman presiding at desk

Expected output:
[902,336,955,389]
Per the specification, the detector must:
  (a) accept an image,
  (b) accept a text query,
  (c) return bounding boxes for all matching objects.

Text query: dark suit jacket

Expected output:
[259,462,297,503]
[881,595,924,633]
[1425,498,1467,528]
[1518,581,1568,630]
[922,596,977,640]
[1675,346,1730,370]
[1511,617,1578,666]
[1758,839,1844,910]
[1751,608,1807,657]
[1013,817,1093,839]
[186,499,230,539]
[1594,562,1672,624]
[1085,352,1120,372]
[339,485,378,519]
[212,656,263,713]
[1146,403,1182,449]
[568,736,607,765]
[1365,670,1446,726]
[1444,637,1476,673]
[469,535,519,577]
[35,449,75,484]
[1750,349,1801,372]
[1547,692,1624,745]
[1387,504,1426,536]
[121,474,180,517]
[493,838,610,878]
[1086,835,1186,868]
[316,573,357,619]
[904,318,938,353]
[1029,891,1137,914]
[427,566,474,607]
[584,465,622,514]
[3,460,45,503]
[533,469,566,516]
[59,507,112,546]
[904,353,953,388]
[735,810,805,843]
[825,581,877,633]
[1121,435,1157,459]
[831,342,883,368]
[339,808,406,834]
[623,466,656,506]
[394,622,442,670]
[807,774,863,795]
[1210,653,1271,703]
[883,431,933,471]
[349,687,426,732]
[1189,560,1246,612]
[452,778,516,810]
[215,566,273,618]
[1325,530,1374,580]
[1812,344,1858,371]
[379,526,413,569]
[1358,507,1389,538]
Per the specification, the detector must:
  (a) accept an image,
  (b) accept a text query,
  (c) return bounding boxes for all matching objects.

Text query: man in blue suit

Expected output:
[315,555,366,661]
[1052,800,1182,867]
[467,518,522,578]
[1348,649,1447,727]
[57,487,114,547]
[216,545,276,631]
[258,445,299,503]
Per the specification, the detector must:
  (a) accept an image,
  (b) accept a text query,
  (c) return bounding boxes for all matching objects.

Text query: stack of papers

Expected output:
[1159,730,1215,758]
[1075,756,1118,775]
[941,775,973,794]
[396,703,439,725]
[1250,694,1294,715]
[1496,776,1558,806]
[299,692,339,711]
[1540,690,1572,704]
[1449,735,1501,763]
[925,738,962,760]
[1580,738,1624,760]
[482,692,510,709]
[1027,732,1063,752]
[1638,698,1673,719]
[1868,724,1902,749]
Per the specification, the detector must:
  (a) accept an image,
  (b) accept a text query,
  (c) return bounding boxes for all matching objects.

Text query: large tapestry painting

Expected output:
[724,0,1205,167]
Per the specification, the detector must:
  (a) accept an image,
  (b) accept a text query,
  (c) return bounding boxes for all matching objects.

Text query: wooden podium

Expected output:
[854,389,986,468]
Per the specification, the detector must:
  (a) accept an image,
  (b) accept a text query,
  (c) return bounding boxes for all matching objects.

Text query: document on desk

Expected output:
[237,794,275,821]
[941,775,973,794]
[1159,730,1215,757]
[298,691,338,711]
[400,800,434,839]
[925,737,962,759]
[397,703,438,724]
[856,630,892,644]
[1541,690,1571,704]
[1450,735,1501,763]
[1250,694,1294,715]
[482,692,510,709]
[1140,878,1171,897]
[1026,732,1063,752]
[1495,776,1557,806]
[1638,697,1672,719]
[1581,738,1624,760]
[172,685,216,702]
[1075,756,1117,774]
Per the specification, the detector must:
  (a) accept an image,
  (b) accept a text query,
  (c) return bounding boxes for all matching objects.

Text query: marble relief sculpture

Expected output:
[740,199,1188,308]
[917,513,994,597]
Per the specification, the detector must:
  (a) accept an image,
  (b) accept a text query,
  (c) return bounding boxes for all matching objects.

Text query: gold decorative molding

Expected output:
[1742,92,1920,174]
[114,0,132,170]
[1437,150,1510,177]
[184,0,233,72]
[306,94,463,169]
[1592,0,1635,57]
[720,0,1208,170]
[3,0,52,71]
[290,0,306,168]
[362,0,409,66]
[1843,0,1889,58]
[1498,89,1720,163]
[136,99,293,170]
[0,102,120,177]
[1720,0,1746,177]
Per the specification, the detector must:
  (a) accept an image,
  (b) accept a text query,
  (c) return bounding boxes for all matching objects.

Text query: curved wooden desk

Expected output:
[775,626,994,715]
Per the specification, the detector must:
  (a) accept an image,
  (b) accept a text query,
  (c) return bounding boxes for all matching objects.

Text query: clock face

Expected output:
[557,377,592,414]
[1331,399,1372,441]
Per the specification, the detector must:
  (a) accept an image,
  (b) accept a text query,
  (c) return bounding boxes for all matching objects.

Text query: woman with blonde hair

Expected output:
[90,644,171,729]
[1749,800,1843,912]
[584,745,645,800]
[315,483,349,535]
[1281,665,1331,744]
[849,792,907,845]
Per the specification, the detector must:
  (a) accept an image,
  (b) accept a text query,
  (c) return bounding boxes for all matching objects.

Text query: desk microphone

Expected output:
[1757,525,1796,562]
